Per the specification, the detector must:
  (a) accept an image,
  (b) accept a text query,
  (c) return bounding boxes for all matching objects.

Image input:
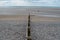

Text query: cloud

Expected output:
[28,0,59,6]
[0,0,31,6]
[25,0,60,6]
[0,0,60,6]
[9,1,30,6]
[0,1,9,6]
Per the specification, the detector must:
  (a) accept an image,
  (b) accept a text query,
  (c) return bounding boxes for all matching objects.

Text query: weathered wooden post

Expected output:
[27,13,31,40]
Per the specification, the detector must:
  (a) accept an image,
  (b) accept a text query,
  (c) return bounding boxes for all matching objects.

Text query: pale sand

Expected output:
[1,15,60,21]
[0,15,28,21]
[30,15,60,22]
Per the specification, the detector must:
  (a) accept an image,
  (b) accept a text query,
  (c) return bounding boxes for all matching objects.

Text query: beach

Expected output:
[0,15,28,40]
[30,15,60,40]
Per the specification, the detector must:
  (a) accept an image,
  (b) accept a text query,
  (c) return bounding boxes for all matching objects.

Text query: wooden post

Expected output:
[27,13,31,40]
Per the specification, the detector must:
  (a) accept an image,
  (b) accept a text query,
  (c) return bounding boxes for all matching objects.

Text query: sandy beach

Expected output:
[0,15,28,40]
[0,15,28,20]
[30,15,60,22]
[30,15,60,40]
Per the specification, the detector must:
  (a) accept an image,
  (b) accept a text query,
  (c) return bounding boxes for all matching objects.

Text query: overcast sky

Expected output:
[0,0,60,7]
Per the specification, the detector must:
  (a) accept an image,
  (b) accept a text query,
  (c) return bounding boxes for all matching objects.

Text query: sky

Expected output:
[0,0,60,7]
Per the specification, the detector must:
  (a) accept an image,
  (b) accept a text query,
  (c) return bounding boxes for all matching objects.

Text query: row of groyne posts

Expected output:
[27,13,32,40]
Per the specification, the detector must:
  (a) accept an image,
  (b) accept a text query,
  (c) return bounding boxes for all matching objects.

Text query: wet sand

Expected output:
[30,15,60,22]
[30,15,60,40]
[0,15,28,40]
